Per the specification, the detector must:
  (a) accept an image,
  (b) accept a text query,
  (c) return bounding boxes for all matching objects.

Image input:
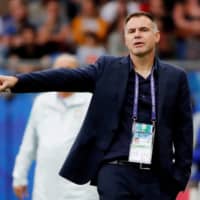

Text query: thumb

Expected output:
[0,81,9,92]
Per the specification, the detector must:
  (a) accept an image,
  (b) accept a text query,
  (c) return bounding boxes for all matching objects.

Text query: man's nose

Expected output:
[134,30,141,38]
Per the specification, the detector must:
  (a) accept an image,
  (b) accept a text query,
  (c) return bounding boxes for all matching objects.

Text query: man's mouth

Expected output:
[134,42,144,47]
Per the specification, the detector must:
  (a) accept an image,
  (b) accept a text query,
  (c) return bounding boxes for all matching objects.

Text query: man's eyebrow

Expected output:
[127,26,151,30]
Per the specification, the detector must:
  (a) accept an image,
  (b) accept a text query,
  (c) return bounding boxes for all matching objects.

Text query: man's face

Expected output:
[124,16,160,57]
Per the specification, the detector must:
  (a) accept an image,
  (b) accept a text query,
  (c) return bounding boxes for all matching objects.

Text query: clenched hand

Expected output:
[0,75,18,92]
[13,185,28,200]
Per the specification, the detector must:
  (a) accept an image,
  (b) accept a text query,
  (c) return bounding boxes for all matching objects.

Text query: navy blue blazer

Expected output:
[12,56,193,193]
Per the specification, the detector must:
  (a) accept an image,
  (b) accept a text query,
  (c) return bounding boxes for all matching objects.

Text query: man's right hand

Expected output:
[13,185,28,200]
[0,75,18,92]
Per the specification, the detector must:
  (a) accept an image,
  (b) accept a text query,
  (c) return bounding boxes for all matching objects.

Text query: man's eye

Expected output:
[128,29,135,33]
[140,28,149,31]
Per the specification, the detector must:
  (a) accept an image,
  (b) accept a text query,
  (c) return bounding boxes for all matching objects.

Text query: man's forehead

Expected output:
[126,16,153,28]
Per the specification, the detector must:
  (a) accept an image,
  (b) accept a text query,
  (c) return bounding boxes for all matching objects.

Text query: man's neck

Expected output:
[130,53,155,79]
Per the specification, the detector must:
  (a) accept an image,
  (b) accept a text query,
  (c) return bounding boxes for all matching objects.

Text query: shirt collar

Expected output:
[128,56,158,75]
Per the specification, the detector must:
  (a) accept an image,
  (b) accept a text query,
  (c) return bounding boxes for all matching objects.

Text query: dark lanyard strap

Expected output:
[133,70,156,122]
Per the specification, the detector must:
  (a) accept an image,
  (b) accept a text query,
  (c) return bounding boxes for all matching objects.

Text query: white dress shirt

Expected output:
[13,92,98,200]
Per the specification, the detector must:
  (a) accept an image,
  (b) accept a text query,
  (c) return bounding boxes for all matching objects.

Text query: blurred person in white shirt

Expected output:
[12,54,98,200]
[76,31,106,65]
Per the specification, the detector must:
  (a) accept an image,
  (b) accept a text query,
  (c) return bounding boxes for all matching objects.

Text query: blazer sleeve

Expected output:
[11,56,105,93]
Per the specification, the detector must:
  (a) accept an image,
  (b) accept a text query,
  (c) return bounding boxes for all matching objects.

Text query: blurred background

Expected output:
[1,0,200,199]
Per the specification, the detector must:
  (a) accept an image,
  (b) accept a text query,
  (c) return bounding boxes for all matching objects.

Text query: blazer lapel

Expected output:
[105,56,130,130]
[157,59,168,125]
[95,56,130,150]
[116,56,130,109]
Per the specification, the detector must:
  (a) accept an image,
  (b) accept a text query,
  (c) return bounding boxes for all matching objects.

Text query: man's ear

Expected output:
[155,31,160,43]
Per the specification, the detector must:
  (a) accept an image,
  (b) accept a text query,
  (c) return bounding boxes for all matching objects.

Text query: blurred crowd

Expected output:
[0,0,200,73]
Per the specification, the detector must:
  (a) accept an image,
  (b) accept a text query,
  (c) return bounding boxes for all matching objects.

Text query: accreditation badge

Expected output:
[128,122,155,164]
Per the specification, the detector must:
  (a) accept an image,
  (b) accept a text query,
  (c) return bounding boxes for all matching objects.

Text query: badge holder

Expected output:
[128,119,156,168]
[129,69,156,169]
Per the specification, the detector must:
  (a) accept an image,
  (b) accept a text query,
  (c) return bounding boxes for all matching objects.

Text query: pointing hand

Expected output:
[0,75,18,92]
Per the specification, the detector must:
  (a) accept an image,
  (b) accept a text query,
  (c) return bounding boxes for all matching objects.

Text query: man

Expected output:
[0,12,193,200]
[12,54,98,200]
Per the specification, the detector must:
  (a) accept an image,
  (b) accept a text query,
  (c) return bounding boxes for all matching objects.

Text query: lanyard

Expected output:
[132,69,156,122]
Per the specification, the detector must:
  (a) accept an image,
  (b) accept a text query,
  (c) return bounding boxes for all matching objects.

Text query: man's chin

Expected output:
[133,51,147,57]
[133,49,152,57]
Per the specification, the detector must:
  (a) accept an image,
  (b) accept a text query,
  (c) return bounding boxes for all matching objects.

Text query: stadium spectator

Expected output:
[173,0,200,59]
[35,0,76,55]
[100,0,141,26]
[76,31,106,65]
[7,25,43,59]
[71,0,108,45]
[107,16,129,56]
[1,0,32,36]
[148,0,175,58]
[37,0,69,43]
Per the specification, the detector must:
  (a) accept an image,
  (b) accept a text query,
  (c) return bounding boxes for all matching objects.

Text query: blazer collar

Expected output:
[120,55,161,72]
[119,55,130,65]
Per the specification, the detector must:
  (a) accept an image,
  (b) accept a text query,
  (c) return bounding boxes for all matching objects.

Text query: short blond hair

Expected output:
[53,54,79,69]
[125,11,158,32]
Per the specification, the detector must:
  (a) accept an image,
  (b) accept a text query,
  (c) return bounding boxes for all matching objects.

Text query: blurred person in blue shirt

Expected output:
[190,113,200,199]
